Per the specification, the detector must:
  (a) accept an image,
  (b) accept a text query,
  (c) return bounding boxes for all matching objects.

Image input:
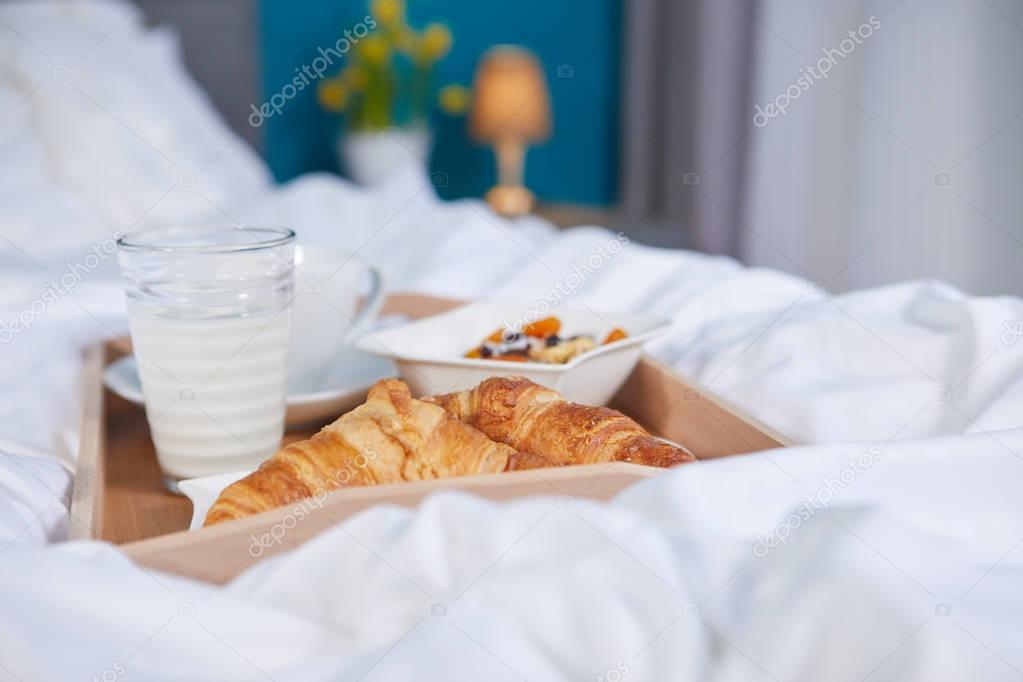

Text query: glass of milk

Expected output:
[117,226,295,486]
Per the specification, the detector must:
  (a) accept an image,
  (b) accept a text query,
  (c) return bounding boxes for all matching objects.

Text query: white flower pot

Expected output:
[339,127,431,186]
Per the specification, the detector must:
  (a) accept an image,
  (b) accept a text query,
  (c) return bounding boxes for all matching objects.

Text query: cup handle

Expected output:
[343,266,385,344]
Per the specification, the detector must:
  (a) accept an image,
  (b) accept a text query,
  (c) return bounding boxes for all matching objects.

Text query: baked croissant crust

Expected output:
[204,379,542,526]
[427,376,695,468]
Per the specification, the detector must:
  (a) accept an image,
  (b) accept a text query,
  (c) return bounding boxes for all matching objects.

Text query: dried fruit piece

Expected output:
[603,328,628,344]
[523,317,561,338]
[468,320,627,362]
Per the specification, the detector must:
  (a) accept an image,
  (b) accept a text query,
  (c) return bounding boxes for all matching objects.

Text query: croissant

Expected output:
[204,379,546,526]
[427,376,695,468]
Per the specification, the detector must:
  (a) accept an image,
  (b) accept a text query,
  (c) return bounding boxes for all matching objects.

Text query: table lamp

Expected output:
[469,46,551,217]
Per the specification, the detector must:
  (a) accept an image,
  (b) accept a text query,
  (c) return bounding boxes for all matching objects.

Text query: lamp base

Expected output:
[485,185,534,217]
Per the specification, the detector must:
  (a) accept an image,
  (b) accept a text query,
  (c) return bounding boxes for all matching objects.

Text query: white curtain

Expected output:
[743,0,1023,296]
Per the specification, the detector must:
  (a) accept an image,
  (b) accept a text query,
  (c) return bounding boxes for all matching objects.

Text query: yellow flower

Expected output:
[438,84,470,115]
[356,34,391,67]
[317,79,348,112]
[370,0,404,28]
[417,23,452,63]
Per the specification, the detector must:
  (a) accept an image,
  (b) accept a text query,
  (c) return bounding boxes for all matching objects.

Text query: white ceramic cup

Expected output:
[288,246,385,393]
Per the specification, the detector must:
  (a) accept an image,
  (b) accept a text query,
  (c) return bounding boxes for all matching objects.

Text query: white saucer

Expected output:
[103,350,396,430]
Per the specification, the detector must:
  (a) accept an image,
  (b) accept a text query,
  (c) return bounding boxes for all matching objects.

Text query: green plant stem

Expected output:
[356,65,394,130]
[411,64,432,123]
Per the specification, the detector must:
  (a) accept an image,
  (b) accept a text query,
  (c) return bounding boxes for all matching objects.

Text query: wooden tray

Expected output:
[70,293,791,583]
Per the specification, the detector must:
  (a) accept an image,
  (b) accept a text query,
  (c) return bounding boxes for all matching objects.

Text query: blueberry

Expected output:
[480,346,492,358]
[545,335,561,347]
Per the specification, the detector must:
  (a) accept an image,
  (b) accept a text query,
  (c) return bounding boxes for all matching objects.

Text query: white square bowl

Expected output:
[354,301,670,405]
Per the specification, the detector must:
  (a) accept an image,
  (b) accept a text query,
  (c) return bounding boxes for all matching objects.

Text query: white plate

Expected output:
[355,301,670,405]
[178,469,252,529]
[103,349,396,430]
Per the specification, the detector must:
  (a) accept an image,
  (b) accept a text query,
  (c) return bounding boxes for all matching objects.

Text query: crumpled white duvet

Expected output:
[1,2,1022,680]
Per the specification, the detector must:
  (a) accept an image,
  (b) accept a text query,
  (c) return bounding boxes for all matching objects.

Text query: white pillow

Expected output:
[0,0,270,254]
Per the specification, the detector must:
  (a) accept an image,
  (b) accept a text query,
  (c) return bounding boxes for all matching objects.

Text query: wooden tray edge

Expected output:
[121,461,662,584]
[69,343,106,540]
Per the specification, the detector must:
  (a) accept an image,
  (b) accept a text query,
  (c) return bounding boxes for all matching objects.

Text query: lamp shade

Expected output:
[469,46,551,143]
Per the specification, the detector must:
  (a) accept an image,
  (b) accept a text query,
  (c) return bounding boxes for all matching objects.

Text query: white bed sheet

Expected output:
[0,2,1021,680]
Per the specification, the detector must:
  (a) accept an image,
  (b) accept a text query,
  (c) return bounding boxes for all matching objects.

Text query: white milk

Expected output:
[128,312,291,479]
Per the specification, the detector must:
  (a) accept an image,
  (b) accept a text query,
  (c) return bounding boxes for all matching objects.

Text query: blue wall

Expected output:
[258,0,621,205]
